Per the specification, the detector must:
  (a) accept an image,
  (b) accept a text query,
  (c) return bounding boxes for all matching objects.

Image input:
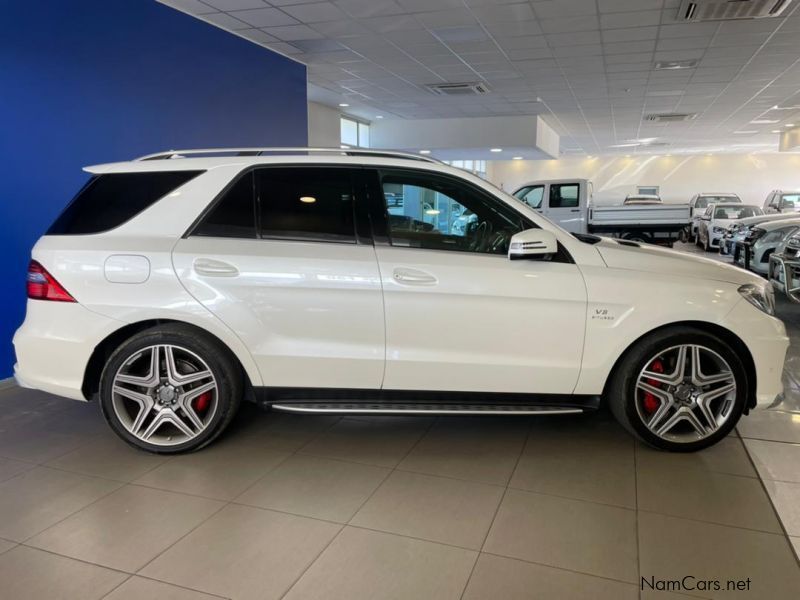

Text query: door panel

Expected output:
[173,237,385,388]
[546,183,583,233]
[376,246,587,394]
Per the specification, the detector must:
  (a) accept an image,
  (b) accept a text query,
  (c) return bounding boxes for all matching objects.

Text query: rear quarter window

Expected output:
[47,171,203,235]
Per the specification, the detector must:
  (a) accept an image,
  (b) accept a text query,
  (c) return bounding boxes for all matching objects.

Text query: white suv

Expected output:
[13,149,789,453]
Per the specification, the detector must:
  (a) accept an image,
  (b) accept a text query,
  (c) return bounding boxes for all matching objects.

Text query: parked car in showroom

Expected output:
[763,190,800,214]
[735,218,800,275]
[14,148,787,454]
[720,213,800,255]
[687,192,741,242]
[768,229,800,302]
[695,204,763,252]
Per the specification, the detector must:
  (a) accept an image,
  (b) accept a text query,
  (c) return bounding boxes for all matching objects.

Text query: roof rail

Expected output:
[135,147,442,164]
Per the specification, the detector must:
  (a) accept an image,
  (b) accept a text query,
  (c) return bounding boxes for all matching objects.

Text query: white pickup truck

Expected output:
[512,178,690,245]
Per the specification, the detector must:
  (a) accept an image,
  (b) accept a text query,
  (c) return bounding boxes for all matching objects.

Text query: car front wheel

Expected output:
[607,327,747,452]
[99,324,242,453]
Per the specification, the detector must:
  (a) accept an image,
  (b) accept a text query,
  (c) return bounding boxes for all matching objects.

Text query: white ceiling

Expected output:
[159,0,800,156]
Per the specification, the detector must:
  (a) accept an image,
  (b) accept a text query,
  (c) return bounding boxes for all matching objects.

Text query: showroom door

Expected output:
[172,166,385,389]
[368,168,587,394]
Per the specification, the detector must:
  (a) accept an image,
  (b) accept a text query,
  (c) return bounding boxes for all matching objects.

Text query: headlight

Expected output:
[739,283,775,315]
[712,226,726,234]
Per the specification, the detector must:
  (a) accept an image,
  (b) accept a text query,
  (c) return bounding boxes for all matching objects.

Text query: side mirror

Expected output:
[508,229,558,260]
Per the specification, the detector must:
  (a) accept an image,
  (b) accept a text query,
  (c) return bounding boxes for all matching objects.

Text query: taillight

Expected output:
[26,260,76,302]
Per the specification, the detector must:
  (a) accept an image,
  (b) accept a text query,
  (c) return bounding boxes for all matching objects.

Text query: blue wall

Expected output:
[0,1,308,378]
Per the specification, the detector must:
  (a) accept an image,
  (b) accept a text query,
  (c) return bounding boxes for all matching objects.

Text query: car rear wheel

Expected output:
[607,327,746,452]
[99,324,242,454]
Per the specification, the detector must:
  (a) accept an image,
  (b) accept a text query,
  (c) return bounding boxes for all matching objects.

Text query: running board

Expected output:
[270,403,586,416]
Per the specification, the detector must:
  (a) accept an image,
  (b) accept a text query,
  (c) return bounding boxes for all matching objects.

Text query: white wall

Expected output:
[307,101,341,148]
[488,154,800,206]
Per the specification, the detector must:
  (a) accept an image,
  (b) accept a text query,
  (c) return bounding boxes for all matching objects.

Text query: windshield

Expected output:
[698,195,740,208]
[713,206,761,220]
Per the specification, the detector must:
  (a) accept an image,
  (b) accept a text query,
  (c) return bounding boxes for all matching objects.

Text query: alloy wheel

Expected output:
[111,344,218,447]
[635,344,736,443]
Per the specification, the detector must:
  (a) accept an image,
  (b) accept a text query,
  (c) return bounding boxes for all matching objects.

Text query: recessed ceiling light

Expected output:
[338,103,349,107]
[654,59,698,70]
[300,196,316,204]
[666,154,672,157]
[609,142,641,148]
[624,154,631,158]
[512,156,523,160]
[490,148,503,152]
[751,119,779,124]
[419,150,431,154]
[772,130,782,133]
[787,123,795,127]
[733,130,758,134]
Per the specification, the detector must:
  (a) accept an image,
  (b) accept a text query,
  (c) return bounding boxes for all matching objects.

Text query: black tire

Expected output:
[621,231,652,243]
[99,324,242,454]
[606,326,747,452]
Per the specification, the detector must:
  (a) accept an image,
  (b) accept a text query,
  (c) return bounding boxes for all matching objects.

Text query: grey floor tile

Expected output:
[511,421,635,507]
[737,409,800,444]
[0,545,126,600]
[762,479,800,537]
[27,484,223,572]
[639,512,800,600]
[236,454,389,522]
[45,433,168,482]
[744,439,800,483]
[0,538,16,554]
[0,456,35,482]
[133,437,290,500]
[0,422,91,463]
[463,553,638,600]
[351,470,504,549]
[484,488,638,583]
[141,504,341,600]
[104,576,226,600]
[397,418,528,485]
[231,407,340,451]
[284,526,476,600]
[637,435,756,478]
[637,463,782,533]
[0,466,122,541]
[299,417,428,467]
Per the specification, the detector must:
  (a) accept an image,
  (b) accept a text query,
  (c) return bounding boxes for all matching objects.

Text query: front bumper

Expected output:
[725,299,789,408]
[769,252,800,302]
[13,301,123,401]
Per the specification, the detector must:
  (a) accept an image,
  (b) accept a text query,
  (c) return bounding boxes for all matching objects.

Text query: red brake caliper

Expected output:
[642,359,664,415]
[194,392,211,413]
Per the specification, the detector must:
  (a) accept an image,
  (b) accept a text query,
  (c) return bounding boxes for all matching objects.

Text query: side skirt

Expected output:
[253,387,600,416]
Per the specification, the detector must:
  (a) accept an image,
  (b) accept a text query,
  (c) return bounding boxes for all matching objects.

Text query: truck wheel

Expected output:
[607,326,747,452]
[622,231,652,243]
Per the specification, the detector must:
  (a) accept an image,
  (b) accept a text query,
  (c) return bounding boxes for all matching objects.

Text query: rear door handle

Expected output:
[393,267,437,285]
[194,258,239,277]
[570,209,580,212]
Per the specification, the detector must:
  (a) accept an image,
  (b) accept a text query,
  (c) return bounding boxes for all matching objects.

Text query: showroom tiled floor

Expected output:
[0,248,799,599]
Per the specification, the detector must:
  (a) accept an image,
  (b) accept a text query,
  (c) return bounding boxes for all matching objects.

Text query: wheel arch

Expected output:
[601,320,757,412]
[81,319,256,401]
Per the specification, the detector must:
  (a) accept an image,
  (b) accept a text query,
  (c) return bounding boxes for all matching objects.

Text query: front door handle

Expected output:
[194,258,239,277]
[570,209,580,212]
[393,267,437,285]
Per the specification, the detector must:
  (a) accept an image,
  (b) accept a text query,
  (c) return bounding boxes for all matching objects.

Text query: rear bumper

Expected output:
[13,301,123,401]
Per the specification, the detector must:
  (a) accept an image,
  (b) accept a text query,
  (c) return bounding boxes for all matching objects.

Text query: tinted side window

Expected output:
[194,171,256,238]
[549,184,579,208]
[380,170,527,255]
[257,167,356,243]
[48,171,203,235]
